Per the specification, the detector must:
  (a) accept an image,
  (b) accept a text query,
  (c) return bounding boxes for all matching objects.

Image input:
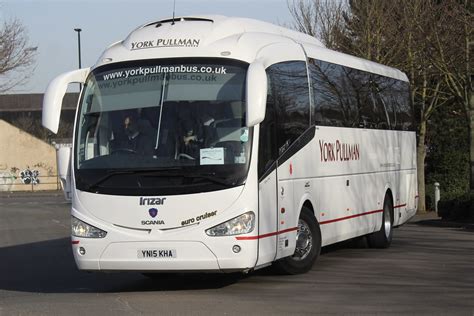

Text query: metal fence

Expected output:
[0,174,61,192]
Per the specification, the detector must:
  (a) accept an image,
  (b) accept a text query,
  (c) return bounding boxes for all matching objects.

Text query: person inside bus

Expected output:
[200,113,217,147]
[179,117,203,159]
[135,109,157,156]
[178,105,221,159]
[112,115,139,152]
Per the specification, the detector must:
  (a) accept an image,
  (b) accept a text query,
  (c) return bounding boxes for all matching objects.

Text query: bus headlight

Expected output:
[71,216,107,238]
[205,212,255,236]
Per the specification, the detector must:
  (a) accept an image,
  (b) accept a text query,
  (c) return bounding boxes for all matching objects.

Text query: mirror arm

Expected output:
[246,61,267,127]
[42,68,90,134]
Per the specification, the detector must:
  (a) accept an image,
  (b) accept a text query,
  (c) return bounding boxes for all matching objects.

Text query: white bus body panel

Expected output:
[277,126,417,247]
[72,186,259,271]
[94,16,323,71]
[257,170,278,265]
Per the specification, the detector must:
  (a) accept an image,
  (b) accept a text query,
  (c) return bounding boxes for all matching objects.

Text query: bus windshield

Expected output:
[74,58,252,195]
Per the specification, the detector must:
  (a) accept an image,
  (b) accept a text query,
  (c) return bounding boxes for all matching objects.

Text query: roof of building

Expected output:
[0,93,79,112]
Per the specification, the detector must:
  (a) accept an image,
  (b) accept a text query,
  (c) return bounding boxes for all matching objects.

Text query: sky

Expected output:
[1,0,293,93]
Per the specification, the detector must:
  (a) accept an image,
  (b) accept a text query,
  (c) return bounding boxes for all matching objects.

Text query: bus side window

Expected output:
[266,61,310,156]
[309,59,358,128]
[258,74,277,179]
[310,59,400,131]
[381,79,414,131]
[397,81,415,131]
[369,75,391,130]
[381,77,399,130]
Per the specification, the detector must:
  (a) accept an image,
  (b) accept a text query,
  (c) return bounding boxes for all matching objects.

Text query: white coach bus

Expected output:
[43,16,417,274]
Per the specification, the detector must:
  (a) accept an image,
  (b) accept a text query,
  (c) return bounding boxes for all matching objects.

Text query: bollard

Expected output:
[434,182,440,213]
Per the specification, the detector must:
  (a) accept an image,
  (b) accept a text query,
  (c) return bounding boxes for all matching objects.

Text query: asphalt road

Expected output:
[1,194,473,315]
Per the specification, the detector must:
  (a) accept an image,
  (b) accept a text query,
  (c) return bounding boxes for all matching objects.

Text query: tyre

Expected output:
[274,207,321,274]
[367,193,393,248]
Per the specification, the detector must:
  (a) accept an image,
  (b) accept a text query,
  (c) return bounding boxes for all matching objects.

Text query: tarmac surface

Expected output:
[1,192,473,315]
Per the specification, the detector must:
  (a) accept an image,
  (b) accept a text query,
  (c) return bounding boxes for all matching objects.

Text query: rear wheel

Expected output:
[274,207,321,274]
[367,194,393,248]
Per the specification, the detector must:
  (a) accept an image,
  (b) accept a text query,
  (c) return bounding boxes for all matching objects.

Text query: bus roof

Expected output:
[304,44,409,82]
[139,15,325,47]
[96,15,408,82]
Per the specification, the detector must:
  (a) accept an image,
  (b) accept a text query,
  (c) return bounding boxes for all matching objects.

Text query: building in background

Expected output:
[0,93,78,191]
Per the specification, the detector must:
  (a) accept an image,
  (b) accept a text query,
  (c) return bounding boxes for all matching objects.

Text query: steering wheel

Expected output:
[177,153,195,160]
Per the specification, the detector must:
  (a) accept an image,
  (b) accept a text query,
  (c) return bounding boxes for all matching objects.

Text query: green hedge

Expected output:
[437,192,474,220]
[425,101,469,209]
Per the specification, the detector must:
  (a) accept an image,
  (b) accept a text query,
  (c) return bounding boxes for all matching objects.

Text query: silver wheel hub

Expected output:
[293,219,312,261]
[384,204,392,239]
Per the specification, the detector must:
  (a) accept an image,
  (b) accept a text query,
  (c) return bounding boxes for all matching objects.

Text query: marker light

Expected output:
[205,212,255,236]
[71,216,107,238]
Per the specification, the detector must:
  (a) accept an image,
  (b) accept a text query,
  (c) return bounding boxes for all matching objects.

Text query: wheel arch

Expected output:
[296,193,318,223]
[274,194,321,274]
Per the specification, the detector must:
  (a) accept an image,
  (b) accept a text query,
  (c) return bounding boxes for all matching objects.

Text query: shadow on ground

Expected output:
[0,238,244,294]
[0,234,372,294]
[413,218,474,232]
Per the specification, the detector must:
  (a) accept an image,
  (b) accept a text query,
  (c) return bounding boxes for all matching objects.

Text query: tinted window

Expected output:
[309,60,362,127]
[74,58,253,196]
[382,79,414,131]
[258,86,278,178]
[266,61,310,155]
[310,60,342,126]
[309,58,412,131]
[361,74,391,129]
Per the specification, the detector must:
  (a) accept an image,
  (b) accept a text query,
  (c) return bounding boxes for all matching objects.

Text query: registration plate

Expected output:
[137,249,177,258]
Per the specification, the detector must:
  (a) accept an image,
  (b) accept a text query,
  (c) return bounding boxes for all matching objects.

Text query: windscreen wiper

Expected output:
[140,170,234,187]
[85,170,135,191]
[85,168,234,191]
[187,172,236,187]
[84,167,182,191]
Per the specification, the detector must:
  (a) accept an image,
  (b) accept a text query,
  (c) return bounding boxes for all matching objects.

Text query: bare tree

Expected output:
[13,113,49,140]
[339,1,407,66]
[0,18,37,92]
[399,0,451,213]
[287,0,347,49]
[288,0,463,213]
[422,0,473,198]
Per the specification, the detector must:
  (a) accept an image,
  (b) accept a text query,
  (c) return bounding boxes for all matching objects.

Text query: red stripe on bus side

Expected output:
[235,227,298,240]
[236,202,409,239]
[320,203,407,225]
[320,209,383,225]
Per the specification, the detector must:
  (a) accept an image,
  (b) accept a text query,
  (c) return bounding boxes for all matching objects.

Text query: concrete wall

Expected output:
[0,120,58,191]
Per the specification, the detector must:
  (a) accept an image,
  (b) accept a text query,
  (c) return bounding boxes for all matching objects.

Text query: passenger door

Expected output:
[266,60,312,260]
[256,43,310,263]
[256,91,279,266]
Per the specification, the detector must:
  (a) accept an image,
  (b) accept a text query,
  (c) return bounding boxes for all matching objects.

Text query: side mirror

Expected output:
[56,146,72,201]
[246,61,267,127]
[42,68,90,134]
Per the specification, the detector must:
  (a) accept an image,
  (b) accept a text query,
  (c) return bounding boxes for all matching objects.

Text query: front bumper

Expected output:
[72,238,258,272]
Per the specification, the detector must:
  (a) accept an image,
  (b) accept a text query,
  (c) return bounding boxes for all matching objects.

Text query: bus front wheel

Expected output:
[274,207,321,274]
